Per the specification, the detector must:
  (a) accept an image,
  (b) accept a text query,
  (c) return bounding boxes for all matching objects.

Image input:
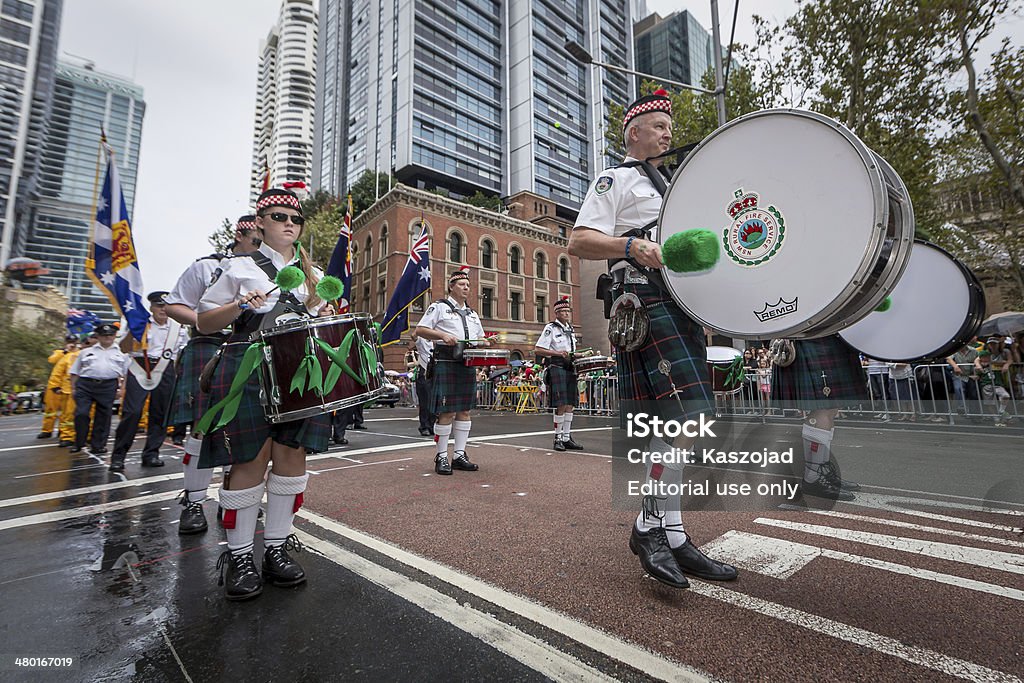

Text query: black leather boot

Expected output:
[216,550,262,601]
[262,535,306,587]
[451,451,478,471]
[178,491,208,535]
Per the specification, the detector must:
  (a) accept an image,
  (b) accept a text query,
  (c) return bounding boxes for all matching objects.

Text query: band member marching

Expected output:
[535,297,584,451]
[568,90,737,589]
[196,189,333,601]
[164,215,261,533]
[415,266,487,475]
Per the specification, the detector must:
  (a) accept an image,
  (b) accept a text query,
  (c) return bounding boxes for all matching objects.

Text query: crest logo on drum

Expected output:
[753,297,799,322]
[723,188,786,267]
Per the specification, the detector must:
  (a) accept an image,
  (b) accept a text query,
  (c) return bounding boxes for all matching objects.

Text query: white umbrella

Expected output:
[978,312,1024,337]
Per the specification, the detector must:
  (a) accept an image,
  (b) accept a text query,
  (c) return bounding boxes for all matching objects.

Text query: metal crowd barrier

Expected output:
[476,375,620,416]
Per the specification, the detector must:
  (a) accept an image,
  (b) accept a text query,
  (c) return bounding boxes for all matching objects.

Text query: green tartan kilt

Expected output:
[167,337,223,427]
[198,338,330,469]
[430,360,477,414]
[547,364,578,407]
[771,335,868,408]
[615,284,714,421]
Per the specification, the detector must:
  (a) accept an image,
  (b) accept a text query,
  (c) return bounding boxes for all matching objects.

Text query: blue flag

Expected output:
[380,222,430,346]
[86,143,148,340]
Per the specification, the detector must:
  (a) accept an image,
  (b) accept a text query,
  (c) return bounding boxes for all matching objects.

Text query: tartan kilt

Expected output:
[615,284,713,421]
[771,335,868,407]
[198,338,330,469]
[166,337,222,426]
[547,364,578,407]
[430,360,477,413]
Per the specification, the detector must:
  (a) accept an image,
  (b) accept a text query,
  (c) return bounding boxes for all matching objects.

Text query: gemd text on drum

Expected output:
[626,412,718,439]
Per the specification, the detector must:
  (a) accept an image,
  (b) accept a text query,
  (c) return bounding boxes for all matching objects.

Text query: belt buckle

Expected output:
[623,265,649,285]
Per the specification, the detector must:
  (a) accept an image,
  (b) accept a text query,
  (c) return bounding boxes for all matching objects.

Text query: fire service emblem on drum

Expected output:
[722,188,786,267]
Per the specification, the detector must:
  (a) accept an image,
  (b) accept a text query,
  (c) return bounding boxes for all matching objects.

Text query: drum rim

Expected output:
[658,108,903,339]
[263,385,388,424]
[249,312,373,341]
[839,239,986,362]
[461,348,511,357]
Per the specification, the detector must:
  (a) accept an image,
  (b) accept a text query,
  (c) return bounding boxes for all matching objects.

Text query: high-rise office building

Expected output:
[0,0,63,268]
[633,10,714,90]
[313,0,639,216]
[19,59,144,319]
[250,0,318,202]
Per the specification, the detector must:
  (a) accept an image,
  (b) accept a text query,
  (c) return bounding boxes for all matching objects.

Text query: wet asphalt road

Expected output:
[0,407,1022,682]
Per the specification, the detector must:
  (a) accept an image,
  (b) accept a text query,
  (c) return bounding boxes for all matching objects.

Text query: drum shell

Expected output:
[463,349,510,367]
[706,347,744,394]
[838,240,986,362]
[252,313,385,423]
[658,108,914,340]
[573,356,615,374]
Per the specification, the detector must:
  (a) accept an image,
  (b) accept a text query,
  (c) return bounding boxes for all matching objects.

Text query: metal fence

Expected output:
[473,362,1024,427]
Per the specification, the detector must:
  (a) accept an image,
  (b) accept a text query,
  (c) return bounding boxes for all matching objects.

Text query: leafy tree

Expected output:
[208,218,235,254]
[464,190,503,212]
[303,203,345,267]
[0,295,63,388]
[301,189,339,220]
[348,170,396,218]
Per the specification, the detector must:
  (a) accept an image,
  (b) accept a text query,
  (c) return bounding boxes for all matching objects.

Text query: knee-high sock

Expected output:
[802,424,832,481]
[182,436,214,503]
[452,420,471,454]
[220,482,265,556]
[635,436,688,547]
[563,412,574,439]
[433,423,452,457]
[265,472,309,548]
[552,414,565,440]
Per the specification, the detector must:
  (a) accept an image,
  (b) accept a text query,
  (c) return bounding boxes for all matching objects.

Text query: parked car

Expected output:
[374,381,400,408]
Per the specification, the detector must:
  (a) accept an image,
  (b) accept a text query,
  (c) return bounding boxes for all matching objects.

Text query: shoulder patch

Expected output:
[208,267,224,286]
[595,175,614,195]
[541,328,551,337]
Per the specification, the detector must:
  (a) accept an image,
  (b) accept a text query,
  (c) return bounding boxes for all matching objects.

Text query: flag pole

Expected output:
[84,129,107,273]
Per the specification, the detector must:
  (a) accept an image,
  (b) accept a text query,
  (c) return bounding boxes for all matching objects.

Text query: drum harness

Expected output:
[426,300,473,379]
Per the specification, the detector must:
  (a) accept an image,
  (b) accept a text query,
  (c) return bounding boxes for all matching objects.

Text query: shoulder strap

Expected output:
[196,253,225,262]
[437,300,471,340]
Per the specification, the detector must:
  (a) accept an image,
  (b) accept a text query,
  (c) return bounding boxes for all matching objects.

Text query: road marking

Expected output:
[296,530,623,683]
[834,492,1022,530]
[778,506,1024,549]
[754,518,1024,575]
[308,457,413,475]
[297,509,713,683]
[687,581,1021,683]
[0,490,182,531]
[703,530,1024,601]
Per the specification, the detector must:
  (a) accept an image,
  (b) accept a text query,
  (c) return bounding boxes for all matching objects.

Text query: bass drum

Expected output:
[659,108,914,339]
[839,241,985,362]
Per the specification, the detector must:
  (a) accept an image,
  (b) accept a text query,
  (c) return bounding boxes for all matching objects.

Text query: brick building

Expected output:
[348,184,584,369]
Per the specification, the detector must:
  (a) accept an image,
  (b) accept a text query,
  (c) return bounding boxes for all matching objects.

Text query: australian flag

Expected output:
[86,141,148,340]
[326,194,353,313]
[380,221,430,346]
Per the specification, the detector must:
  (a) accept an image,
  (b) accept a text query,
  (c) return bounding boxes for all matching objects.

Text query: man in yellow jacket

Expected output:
[52,339,82,447]
[38,336,78,440]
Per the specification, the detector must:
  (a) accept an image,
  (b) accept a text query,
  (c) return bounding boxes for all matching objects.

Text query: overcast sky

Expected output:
[57,0,1019,296]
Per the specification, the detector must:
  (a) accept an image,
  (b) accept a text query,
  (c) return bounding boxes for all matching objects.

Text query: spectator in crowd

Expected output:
[945,342,980,412]
[38,336,78,440]
[976,349,1010,426]
[756,358,772,404]
[888,362,917,421]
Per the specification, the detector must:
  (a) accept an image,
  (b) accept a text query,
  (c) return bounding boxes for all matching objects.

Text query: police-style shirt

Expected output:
[166,254,226,309]
[417,297,485,349]
[574,157,663,258]
[70,344,129,380]
[117,318,189,360]
[536,321,576,354]
[197,243,326,323]
[415,334,433,369]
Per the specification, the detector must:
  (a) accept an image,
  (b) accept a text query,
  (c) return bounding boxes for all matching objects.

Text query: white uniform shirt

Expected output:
[197,243,325,324]
[536,321,576,354]
[166,255,225,309]
[70,344,129,379]
[116,318,189,360]
[415,334,433,369]
[573,157,663,254]
[417,297,485,349]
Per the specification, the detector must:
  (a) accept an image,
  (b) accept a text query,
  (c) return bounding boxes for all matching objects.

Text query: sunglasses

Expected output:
[261,212,305,226]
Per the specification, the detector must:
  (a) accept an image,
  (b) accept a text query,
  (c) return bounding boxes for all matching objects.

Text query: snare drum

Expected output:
[706,346,744,394]
[251,313,386,423]
[573,355,615,374]
[463,348,510,367]
[839,241,985,362]
[659,109,915,339]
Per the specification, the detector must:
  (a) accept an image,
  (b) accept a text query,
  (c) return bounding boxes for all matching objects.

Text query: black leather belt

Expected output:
[82,377,117,383]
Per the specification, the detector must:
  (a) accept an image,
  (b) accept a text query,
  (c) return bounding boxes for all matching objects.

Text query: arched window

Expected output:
[509,245,522,275]
[558,256,569,283]
[379,225,388,255]
[449,231,463,263]
[364,235,372,266]
[481,239,494,269]
[534,251,546,279]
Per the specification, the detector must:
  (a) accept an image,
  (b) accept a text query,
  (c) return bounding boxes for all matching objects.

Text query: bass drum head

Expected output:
[839,241,985,362]
[707,346,742,362]
[660,109,908,339]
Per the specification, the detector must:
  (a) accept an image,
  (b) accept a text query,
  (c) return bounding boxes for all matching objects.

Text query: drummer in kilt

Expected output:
[196,188,333,601]
[535,297,584,451]
[415,266,488,475]
[567,89,737,589]
[164,215,260,534]
[771,336,865,501]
